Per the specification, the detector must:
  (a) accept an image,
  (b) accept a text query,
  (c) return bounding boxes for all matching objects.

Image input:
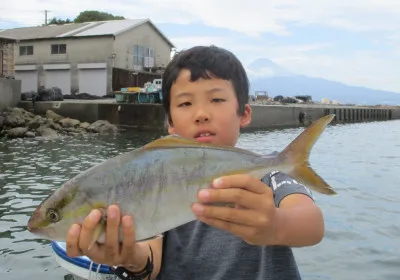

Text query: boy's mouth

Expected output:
[194,131,216,142]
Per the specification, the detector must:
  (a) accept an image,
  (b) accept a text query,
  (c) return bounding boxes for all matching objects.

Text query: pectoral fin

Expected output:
[88,219,106,250]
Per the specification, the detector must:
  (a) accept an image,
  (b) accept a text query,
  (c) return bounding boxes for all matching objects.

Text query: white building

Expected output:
[0,19,175,96]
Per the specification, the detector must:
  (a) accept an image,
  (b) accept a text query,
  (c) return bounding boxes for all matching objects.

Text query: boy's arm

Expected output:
[123,237,163,280]
[275,194,324,247]
[269,171,325,247]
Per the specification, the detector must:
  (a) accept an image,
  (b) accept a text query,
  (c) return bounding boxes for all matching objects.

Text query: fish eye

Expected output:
[46,208,60,223]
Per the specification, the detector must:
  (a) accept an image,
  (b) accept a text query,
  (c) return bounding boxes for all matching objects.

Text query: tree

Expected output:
[48,17,72,25]
[45,10,125,26]
[74,10,125,23]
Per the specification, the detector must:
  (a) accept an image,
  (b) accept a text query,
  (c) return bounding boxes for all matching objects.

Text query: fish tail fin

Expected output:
[276,114,337,195]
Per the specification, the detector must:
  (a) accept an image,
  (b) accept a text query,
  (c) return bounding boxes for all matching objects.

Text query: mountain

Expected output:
[247,58,294,77]
[247,59,400,105]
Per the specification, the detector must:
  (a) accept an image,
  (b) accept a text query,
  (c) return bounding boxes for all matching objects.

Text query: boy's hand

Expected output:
[192,174,281,246]
[65,205,146,269]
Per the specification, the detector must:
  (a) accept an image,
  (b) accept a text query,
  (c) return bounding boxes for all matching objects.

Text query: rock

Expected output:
[37,126,58,138]
[50,122,62,131]
[27,115,45,129]
[99,123,118,135]
[59,118,80,128]
[79,122,90,129]
[46,110,64,122]
[1,107,118,139]
[26,131,36,138]
[2,107,36,128]
[63,127,78,133]
[6,127,28,138]
[45,118,55,127]
[87,120,118,135]
[3,111,26,127]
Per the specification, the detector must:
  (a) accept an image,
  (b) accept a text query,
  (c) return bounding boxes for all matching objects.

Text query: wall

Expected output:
[248,104,397,129]
[17,101,166,129]
[113,22,173,70]
[14,37,114,94]
[0,78,21,112]
[17,101,400,130]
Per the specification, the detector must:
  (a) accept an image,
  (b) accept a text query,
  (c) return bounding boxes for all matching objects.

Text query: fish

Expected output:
[27,114,337,248]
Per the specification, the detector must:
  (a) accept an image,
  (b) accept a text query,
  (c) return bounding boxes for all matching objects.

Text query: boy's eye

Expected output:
[212,98,225,103]
[178,102,191,107]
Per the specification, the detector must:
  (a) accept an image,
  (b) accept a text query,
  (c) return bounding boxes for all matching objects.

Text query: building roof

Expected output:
[0,35,17,42]
[0,19,175,48]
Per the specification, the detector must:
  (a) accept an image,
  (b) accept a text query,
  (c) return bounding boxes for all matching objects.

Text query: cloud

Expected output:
[1,0,399,92]
[270,50,400,93]
[168,34,400,92]
[3,0,400,36]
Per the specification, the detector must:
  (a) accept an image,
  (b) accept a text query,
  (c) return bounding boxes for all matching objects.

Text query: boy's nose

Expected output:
[196,116,209,123]
[195,109,210,124]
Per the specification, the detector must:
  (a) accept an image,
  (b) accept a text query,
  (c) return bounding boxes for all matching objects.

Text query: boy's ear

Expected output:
[168,125,175,135]
[167,120,175,134]
[240,104,252,127]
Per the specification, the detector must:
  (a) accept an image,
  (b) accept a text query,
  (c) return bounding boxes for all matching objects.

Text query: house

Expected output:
[0,19,175,96]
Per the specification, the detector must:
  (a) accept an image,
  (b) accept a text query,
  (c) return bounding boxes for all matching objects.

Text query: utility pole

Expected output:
[44,10,50,25]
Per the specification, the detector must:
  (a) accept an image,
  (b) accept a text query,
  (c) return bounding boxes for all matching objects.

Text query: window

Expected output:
[147,48,154,58]
[51,44,66,54]
[19,46,33,56]
[133,44,154,67]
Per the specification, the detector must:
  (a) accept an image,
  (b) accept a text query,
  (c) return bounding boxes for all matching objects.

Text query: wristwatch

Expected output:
[110,245,154,280]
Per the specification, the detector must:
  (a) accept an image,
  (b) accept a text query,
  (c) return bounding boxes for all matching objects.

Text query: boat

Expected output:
[51,241,117,280]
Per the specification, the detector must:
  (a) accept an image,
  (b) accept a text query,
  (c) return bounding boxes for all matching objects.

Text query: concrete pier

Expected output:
[0,78,21,112]
[16,99,400,131]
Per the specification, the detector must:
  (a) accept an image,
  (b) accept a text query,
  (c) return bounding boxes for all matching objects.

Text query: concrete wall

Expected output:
[14,37,114,94]
[0,78,21,112]
[17,101,166,129]
[17,101,400,130]
[113,22,173,69]
[249,104,397,129]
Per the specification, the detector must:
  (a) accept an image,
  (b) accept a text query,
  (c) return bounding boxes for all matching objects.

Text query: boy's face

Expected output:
[167,69,252,147]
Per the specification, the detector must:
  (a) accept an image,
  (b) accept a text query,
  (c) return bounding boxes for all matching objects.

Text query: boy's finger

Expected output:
[212,174,267,194]
[78,209,102,253]
[105,205,121,264]
[120,215,136,264]
[193,203,258,227]
[66,224,83,257]
[197,188,260,209]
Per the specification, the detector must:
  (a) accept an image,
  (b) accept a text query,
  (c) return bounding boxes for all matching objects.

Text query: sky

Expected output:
[1,1,399,93]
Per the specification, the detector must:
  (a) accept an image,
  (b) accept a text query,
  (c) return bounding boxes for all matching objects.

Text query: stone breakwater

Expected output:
[0,107,118,139]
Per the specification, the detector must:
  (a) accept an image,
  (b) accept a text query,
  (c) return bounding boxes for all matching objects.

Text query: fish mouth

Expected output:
[27,219,37,232]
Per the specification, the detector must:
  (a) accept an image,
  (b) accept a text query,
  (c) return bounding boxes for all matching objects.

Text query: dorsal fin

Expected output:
[142,134,261,157]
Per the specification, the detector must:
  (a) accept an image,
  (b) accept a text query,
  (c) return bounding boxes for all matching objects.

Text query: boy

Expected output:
[66,45,325,280]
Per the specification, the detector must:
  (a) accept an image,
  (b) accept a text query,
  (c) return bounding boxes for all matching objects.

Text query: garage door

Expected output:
[14,70,38,93]
[45,70,71,95]
[78,68,107,96]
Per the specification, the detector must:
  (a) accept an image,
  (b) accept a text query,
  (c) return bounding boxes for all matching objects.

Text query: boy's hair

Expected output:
[161,45,249,125]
